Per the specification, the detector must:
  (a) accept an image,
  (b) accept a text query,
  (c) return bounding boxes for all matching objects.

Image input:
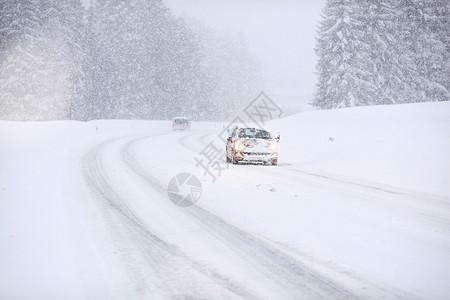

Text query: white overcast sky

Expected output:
[163,0,326,97]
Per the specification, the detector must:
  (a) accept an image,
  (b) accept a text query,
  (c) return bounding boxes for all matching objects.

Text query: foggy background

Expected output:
[163,0,326,112]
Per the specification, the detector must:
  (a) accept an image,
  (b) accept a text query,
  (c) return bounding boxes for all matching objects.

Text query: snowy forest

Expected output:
[0,0,261,121]
[1,1,449,120]
[314,0,450,109]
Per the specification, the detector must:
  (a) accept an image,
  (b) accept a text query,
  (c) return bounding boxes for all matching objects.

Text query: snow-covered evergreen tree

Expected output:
[313,0,450,109]
[370,0,415,105]
[0,0,66,120]
[410,0,450,102]
[314,0,359,109]
[87,0,210,120]
[41,0,87,119]
[0,0,89,120]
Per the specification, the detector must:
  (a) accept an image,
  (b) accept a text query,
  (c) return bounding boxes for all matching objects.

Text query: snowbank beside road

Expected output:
[268,101,450,197]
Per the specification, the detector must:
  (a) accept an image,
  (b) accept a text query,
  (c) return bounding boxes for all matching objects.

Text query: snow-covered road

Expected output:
[78,131,360,299]
[77,126,448,299]
[1,102,450,299]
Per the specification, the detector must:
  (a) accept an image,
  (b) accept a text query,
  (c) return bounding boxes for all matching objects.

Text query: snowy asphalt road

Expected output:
[81,132,358,299]
[77,127,449,299]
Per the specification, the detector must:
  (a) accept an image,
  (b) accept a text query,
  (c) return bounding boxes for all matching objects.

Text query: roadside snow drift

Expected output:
[267,101,450,197]
[1,101,449,299]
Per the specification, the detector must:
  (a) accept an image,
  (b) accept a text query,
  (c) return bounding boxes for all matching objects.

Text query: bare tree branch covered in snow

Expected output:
[313,0,450,109]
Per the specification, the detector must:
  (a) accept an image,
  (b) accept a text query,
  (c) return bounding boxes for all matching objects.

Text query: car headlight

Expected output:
[234,141,245,151]
[269,142,278,151]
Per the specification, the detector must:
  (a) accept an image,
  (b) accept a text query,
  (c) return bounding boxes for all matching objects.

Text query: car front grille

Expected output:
[243,152,270,155]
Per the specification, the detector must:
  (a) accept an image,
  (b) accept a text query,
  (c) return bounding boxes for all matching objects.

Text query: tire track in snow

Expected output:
[284,168,450,234]
[82,135,258,299]
[121,135,360,300]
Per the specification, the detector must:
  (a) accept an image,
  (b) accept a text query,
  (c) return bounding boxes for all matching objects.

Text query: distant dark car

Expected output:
[172,117,190,130]
[226,127,279,165]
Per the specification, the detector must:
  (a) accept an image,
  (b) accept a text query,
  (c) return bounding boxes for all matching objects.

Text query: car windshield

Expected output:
[238,128,271,139]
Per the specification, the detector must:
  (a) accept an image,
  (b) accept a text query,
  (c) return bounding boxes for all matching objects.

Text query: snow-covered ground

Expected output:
[1,101,449,299]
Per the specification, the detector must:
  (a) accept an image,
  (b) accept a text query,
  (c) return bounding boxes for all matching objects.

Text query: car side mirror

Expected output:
[276,132,280,141]
[227,137,232,142]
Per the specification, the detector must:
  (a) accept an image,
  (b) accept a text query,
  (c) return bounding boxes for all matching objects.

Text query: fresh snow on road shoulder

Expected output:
[266,101,450,197]
[1,101,449,299]
[0,121,168,299]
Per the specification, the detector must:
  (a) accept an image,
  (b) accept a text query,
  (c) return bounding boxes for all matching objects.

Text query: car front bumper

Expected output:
[234,151,278,164]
